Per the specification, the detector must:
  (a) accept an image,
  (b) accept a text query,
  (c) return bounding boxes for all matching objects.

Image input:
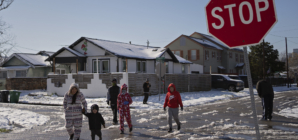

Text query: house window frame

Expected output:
[235,54,239,62]
[182,64,185,73]
[172,50,183,58]
[136,60,146,73]
[229,52,233,58]
[0,71,7,78]
[122,60,126,72]
[16,70,26,77]
[165,62,169,73]
[55,68,66,74]
[212,51,215,58]
[205,50,209,60]
[190,50,197,60]
[92,59,110,73]
[240,54,244,63]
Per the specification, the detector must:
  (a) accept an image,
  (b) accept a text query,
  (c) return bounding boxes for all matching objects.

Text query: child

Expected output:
[117,84,133,134]
[83,104,105,140]
[163,83,183,133]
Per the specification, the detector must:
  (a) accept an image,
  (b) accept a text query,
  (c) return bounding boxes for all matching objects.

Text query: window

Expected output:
[191,50,196,60]
[122,60,126,72]
[92,59,109,73]
[217,51,222,61]
[16,70,26,77]
[172,50,183,58]
[0,71,7,78]
[182,65,185,73]
[55,69,66,74]
[102,60,109,73]
[229,52,233,58]
[137,60,146,73]
[205,50,209,60]
[235,54,239,62]
[165,62,169,73]
[240,55,244,63]
[212,52,215,58]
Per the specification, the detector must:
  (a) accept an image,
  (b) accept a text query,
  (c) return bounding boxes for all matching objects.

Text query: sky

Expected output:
[1,0,298,56]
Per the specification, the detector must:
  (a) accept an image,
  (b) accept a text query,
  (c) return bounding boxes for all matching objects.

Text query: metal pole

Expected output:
[159,60,161,101]
[286,37,289,88]
[243,46,261,140]
[263,39,265,79]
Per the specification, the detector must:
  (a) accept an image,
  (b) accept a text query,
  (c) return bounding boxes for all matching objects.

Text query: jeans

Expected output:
[262,96,273,120]
[111,104,118,123]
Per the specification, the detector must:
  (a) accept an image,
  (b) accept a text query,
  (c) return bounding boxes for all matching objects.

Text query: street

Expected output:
[0,90,298,140]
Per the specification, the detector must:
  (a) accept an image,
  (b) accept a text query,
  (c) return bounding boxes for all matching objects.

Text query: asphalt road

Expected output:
[0,90,298,140]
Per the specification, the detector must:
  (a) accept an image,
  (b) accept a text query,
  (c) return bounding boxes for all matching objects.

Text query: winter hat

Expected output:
[146,78,149,82]
[68,83,80,95]
[112,78,117,82]
[91,104,99,111]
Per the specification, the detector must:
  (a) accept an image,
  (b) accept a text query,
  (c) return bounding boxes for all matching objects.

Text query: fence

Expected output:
[6,78,47,90]
[47,73,212,97]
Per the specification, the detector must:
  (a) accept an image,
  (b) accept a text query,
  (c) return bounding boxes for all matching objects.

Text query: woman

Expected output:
[163,83,183,133]
[63,83,87,140]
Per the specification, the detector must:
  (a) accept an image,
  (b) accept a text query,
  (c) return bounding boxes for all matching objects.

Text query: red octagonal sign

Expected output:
[205,0,277,48]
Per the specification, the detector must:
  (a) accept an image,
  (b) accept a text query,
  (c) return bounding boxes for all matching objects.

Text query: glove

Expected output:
[107,101,109,105]
[123,101,129,105]
[164,107,166,111]
[181,107,183,111]
[82,108,85,114]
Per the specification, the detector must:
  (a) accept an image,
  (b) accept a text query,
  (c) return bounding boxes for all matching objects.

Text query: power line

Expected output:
[269,34,298,38]
[271,28,298,33]
[288,40,298,45]
[15,46,41,52]
[271,39,284,44]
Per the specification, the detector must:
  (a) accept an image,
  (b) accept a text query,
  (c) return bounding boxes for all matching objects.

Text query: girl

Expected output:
[163,83,183,133]
[63,83,87,140]
[117,84,133,134]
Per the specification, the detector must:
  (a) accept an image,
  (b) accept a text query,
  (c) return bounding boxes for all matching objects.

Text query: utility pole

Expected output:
[286,37,289,88]
[263,39,265,80]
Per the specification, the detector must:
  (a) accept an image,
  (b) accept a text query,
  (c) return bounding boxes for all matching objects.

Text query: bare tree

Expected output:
[0,0,14,11]
[0,0,14,65]
[279,50,287,62]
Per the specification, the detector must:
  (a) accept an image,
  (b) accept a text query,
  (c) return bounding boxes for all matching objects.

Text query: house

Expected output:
[165,32,246,75]
[46,37,193,74]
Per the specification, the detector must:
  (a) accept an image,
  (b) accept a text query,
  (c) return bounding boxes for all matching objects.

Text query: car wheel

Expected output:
[228,85,236,92]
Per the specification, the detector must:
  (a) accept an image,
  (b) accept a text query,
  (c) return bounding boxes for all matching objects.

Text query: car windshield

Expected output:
[221,75,232,80]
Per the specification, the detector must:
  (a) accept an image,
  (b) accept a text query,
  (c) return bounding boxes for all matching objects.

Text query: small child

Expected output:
[117,84,133,134]
[83,104,105,140]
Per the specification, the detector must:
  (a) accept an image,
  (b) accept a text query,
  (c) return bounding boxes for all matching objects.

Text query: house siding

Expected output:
[73,40,106,56]
[3,57,28,66]
[27,67,52,77]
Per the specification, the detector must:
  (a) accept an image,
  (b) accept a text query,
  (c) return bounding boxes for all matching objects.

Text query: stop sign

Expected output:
[205,0,277,48]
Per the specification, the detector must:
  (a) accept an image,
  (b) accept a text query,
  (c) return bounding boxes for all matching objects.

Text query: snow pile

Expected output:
[0,107,50,131]
[278,106,298,118]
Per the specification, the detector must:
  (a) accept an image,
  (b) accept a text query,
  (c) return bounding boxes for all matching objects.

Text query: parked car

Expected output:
[211,74,244,92]
[238,75,248,88]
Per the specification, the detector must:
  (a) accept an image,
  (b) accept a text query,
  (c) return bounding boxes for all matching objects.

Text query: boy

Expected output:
[143,78,151,104]
[83,104,105,140]
[117,84,133,134]
[163,83,183,133]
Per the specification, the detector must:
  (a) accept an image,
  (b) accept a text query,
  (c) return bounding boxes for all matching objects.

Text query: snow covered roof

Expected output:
[46,47,86,61]
[235,63,245,68]
[196,33,243,52]
[66,37,190,64]
[218,66,226,69]
[0,66,31,70]
[37,51,55,56]
[2,53,51,68]
[188,36,223,50]
[174,54,192,64]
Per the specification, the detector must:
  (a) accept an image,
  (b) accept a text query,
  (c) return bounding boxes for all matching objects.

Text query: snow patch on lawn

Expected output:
[0,107,50,132]
[278,106,298,118]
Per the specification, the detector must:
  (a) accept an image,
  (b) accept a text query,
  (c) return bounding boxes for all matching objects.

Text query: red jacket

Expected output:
[117,84,133,111]
[163,83,183,108]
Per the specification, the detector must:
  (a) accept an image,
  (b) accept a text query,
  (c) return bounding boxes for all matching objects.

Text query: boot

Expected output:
[120,130,124,134]
[129,126,133,132]
[168,128,172,133]
[69,134,74,140]
[178,123,181,130]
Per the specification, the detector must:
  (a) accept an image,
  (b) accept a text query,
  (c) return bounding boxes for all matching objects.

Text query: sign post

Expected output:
[205,0,278,139]
[156,57,165,101]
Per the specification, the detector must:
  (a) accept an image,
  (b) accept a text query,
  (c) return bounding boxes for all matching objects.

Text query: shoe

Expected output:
[130,126,133,132]
[69,134,74,140]
[120,130,124,134]
[178,123,181,130]
[260,118,267,121]
[113,122,118,125]
[168,128,172,133]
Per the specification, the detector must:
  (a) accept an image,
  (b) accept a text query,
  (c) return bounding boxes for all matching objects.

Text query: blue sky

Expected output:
[1,0,298,55]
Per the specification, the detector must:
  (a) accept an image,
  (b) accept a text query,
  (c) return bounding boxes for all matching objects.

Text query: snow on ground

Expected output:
[16,85,298,110]
[0,107,50,131]
[278,105,298,118]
